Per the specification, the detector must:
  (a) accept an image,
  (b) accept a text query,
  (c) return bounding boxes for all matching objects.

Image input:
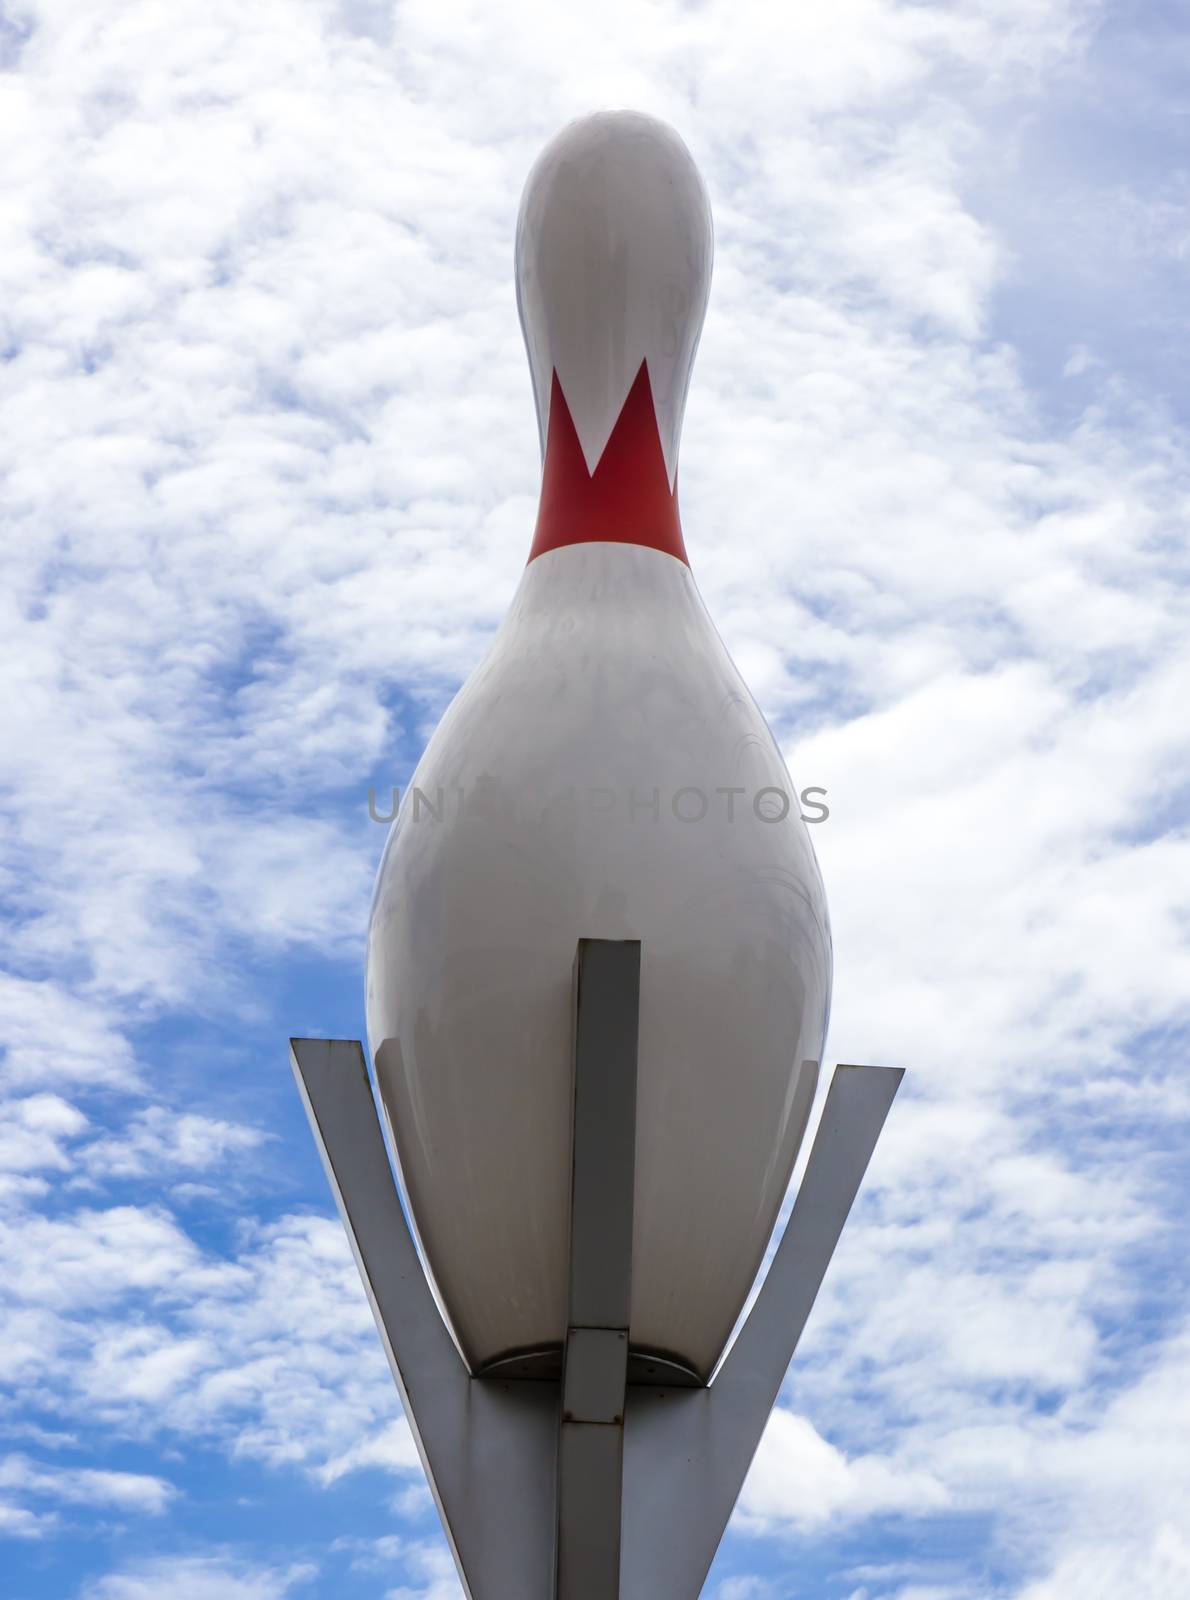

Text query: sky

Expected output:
[1,1,1189,1597]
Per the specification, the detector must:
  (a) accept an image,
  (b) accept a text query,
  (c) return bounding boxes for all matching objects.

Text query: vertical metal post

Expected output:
[556,939,641,1600]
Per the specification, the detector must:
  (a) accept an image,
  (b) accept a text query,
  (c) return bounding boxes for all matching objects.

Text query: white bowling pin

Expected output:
[366,110,831,1383]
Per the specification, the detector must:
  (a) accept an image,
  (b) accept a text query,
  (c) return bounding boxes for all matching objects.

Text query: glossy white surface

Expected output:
[366,542,831,1379]
[516,111,712,484]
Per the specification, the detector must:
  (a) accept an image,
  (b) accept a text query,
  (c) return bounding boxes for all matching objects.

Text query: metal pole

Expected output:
[556,940,641,1599]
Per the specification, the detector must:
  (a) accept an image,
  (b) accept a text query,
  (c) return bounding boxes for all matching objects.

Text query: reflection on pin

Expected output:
[366,109,832,1383]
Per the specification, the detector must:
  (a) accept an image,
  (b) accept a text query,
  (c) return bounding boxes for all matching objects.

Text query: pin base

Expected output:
[474,1347,702,1388]
[290,941,901,1600]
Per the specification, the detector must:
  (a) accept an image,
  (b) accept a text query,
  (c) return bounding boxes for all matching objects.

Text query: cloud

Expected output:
[0,1451,175,1531]
[715,1580,777,1600]
[79,1105,266,1181]
[0,1203,237,1313]
[383,1540,465,1600]
[0,1494,57,1539]
[1000,1322,1190,1599]
[82,1555,317,1600]
[0,1092,88,1173]
[0,1190,404,1481]
[317,1422,421,1486]
[333,1533,464,1598]
[0,976,138,1092]
[1014,1527,1190,1600]
[737,1409,949,1532]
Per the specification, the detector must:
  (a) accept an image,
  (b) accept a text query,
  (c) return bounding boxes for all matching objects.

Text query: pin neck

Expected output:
[527,363,688,567]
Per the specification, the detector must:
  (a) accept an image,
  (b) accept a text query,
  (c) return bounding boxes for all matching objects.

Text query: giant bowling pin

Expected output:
[366,110,831,1384]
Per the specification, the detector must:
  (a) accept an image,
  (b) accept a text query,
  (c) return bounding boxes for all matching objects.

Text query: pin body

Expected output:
[366,111,831,1382]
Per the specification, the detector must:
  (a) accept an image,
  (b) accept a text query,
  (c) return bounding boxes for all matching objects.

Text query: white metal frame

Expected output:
[290,939,901,1599]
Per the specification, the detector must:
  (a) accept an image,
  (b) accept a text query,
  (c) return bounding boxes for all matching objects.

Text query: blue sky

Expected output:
[2,2,1189,1597]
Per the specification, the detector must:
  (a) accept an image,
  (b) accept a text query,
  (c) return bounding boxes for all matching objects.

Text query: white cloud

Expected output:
[737,1409,949,1532]
[83,1554,317,1600]
[1015,1527,1190,1600]
[715,1580,776,1600]
[0,1203,238,1312]
[0,1092,87,1172]
[0,1494,57,1539]
[0,1190,404,1478]
[317,1421,421,1486]
[384,1539,465,1600]
[333,1532,465,1597]
[0,1451,174,1517]
[0,976,138,1092]
[79,1105,266,1181]
[1000,1323,1190,1598]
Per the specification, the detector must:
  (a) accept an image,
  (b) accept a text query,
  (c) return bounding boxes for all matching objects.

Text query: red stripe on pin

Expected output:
[527,361,688,566]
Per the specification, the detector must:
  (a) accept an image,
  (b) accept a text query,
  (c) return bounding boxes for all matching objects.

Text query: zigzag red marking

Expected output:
[527,361,688,566]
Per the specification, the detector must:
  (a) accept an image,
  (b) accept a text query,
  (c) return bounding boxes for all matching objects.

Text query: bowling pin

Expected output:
[366,110,831,1384]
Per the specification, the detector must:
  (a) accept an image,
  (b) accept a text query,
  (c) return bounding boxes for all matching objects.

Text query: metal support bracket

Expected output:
[290,942,901,1600]
[290,1038,556,1599]
[618,1060,903,1599]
